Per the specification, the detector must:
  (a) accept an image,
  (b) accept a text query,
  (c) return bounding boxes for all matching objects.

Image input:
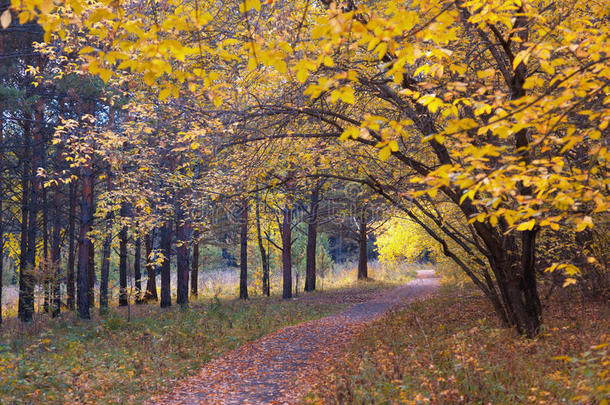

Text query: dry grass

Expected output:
[1,261,416,321]
[0,294,339,403]
[0,273,403,404]
[305,284,609,404]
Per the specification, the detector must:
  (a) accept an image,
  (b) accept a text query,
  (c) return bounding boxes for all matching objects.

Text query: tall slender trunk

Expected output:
[239,198,248,300]
[134,237,142,303]
[357,214,368,280]
[99,171,113,312]
[305,184,320,291]
[42,183,49,313]
[118,204,128,306]
[77,160,94,319]
[144,231,158,301]
[21,98,43,322]
[255,191,269,296]
[87,181,95,308]
[281,203,292,299]
[191,240,199,297]
[175,214,189,307]
[17,136,31,320]
[51,139,64,317]
[160,223,172,308]
[67,181,76,310]
[100,107,114,312]
[87,239,95,307]
[99,222,111,311]
[21,164,38,322]
[50,183,62,317]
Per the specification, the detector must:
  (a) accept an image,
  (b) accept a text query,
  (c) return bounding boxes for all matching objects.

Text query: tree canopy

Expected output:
[0,0,608,337]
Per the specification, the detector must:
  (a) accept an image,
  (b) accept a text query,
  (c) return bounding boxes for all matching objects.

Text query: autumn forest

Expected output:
[0,0,608,403]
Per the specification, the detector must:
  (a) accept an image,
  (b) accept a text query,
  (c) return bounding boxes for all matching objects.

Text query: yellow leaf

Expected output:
[513,49,530,70]
[159,88,172,101]
[39,0,55,14]
[296,68,308,83]
[340,87,355,104]
[239,0,261,13]
[379,146,391,161]
[340,126,359,141]
[1,9,11,29]
[575,216,593,232]
[98,68,111,83]
[516,219,535,231]
[562,278,577,287]
[375,42,388,59]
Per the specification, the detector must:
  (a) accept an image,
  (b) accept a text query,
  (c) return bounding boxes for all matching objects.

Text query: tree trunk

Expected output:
[18,121,34,321]
[144,231,158,301]
[239,198,249,300]
[281,203,292,299]
[99,172,113,312]
[86,167,96,309]
[87,234,95,308]
[255,190,269,296]
[21,98,43,322]
[191,240,199,297]
[118,204,128,306]
[134,237,142,303]
[492,233,542,338]
[357,215,368,280]
[77,163,93,319]
[17,140,32,321]
[99,222,111,312]
[26,190,40,322]
[475,224,542,337]
[521,229,542,336]
[175,214,189,307]
[305,184,320,291]
[160,223,172,308]
[51,186,62,317]
[51,140,64,318]
[42,184,49,313]
[67,181,76,310]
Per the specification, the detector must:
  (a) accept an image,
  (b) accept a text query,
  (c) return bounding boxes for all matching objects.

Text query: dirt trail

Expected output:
[150,271,438,404]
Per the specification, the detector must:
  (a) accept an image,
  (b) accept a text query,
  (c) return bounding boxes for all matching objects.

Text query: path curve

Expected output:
[150,271,438,404]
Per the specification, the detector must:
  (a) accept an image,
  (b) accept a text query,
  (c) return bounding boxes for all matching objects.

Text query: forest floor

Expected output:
[0,276,406,404]
[149,270,439,404]
[305,284,609,404]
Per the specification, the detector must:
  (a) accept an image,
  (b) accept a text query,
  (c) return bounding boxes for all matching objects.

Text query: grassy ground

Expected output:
[0,280,397,404]
[305,285,609,404]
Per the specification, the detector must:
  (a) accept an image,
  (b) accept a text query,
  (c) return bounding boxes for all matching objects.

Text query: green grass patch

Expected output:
[305,286,609,404]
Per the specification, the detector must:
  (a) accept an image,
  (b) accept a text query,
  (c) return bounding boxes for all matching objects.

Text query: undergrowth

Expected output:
[305,286,609,404]
[0,292,351,404]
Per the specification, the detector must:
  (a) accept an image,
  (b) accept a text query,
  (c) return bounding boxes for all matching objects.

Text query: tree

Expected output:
[304,181,322,291]
[239,197,249,299]
[10,0,608,337]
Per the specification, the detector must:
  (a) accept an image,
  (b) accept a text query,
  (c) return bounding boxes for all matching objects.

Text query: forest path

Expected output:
[150,271,439,405]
